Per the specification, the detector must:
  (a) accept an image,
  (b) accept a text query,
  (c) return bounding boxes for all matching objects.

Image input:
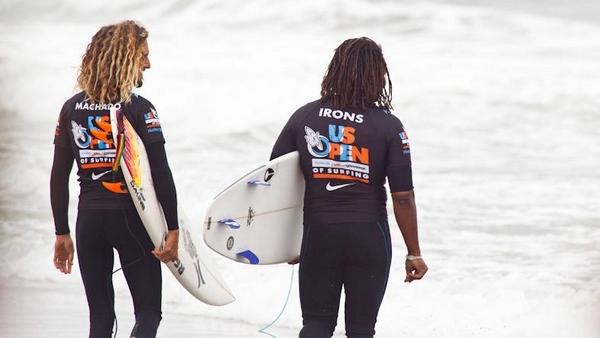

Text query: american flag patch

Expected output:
[144,108,162,133]
[399,131,410,152]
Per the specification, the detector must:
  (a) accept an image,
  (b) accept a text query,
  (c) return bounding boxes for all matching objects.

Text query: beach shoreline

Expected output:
[0,279,301,338]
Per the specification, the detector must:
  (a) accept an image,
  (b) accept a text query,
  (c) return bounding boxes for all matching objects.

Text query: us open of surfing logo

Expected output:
[304,123,371,183]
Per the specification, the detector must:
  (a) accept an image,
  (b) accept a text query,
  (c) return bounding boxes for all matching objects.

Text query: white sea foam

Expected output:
[1,0,599,337]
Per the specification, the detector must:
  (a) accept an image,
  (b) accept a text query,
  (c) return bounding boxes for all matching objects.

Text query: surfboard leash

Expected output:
[258,265,296,338]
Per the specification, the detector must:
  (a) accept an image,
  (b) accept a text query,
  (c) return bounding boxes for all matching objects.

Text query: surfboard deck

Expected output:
[110,106,235,305]
[203,151,304,265]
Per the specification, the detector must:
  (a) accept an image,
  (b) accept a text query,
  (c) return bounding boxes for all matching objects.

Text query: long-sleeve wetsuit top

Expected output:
[51,91,178,235]
[270,99,413,225]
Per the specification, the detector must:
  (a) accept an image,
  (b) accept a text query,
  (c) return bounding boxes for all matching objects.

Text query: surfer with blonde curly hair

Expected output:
[77,20,149,104]
[51,20,179,338]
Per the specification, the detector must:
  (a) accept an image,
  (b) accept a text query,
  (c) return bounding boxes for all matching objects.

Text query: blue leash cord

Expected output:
[258,265,296,337]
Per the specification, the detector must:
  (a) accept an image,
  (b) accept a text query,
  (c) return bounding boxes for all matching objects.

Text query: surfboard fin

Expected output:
[247,179,271,186]
[217,219,241,229]
[237,250,259,264]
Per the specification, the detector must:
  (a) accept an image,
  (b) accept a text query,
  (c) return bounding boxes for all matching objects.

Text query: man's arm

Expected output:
[146,142,179,263]
[392,190,428,283]
[130,102,179,263]
[50,144,75,274]
[392,190,419,255]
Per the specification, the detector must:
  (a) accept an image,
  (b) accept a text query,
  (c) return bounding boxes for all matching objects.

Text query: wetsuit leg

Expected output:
[298,223,345,338]
[342,222,392,338]
[108,209,162,338]
[76,210,116,338]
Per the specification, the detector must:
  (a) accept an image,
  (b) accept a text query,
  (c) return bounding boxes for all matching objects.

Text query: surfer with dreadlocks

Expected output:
[50,20,179,338]
[271,37,428,337]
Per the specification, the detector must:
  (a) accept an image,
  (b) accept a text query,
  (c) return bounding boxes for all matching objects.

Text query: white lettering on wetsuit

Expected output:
[75,102,122,111]
[318,108,364,124]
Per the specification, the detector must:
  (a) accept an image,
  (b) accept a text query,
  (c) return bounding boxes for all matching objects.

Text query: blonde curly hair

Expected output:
[77,20,148,104]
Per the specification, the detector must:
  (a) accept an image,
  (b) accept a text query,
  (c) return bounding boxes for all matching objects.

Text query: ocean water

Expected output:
[0,0,599,337]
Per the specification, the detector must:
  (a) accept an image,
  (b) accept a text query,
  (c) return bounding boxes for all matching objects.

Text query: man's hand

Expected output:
[54,234,74,274]
[405,257,428,283]
[152,229,179,263]
[287,255,300,265]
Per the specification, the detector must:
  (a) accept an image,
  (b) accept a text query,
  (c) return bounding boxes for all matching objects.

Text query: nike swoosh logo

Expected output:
[326,182,355,191]
[91,170,112,180]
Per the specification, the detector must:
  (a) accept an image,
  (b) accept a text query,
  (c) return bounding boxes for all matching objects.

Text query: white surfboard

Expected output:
[110,107,235,306]
[203,151,304,265]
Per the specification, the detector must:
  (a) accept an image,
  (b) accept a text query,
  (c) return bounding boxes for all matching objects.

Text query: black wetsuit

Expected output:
[271,100,413,338]
[50,92,178,338]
